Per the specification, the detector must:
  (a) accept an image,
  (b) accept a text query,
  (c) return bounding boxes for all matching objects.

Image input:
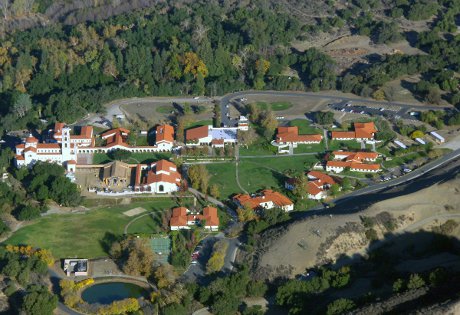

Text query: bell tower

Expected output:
[61,127,72,162]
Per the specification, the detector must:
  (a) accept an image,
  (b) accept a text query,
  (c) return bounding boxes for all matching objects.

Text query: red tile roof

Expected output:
[170,207,188,227]
[67,160,77,164]
[156,124,174,143]
[153,160,177,173]
[211,139,224,145]
[25,136,38,143]
[101,127,130,139]
[350,162,380,170]
[331,122,377,140]
[331,131,356,139]
[169,206,219,227]
[15,155,25,161]
[234,190,293,210]
[144,160,181,185]
[332,151,378,162]
[200,206,219,226]
[276,126,322,143]
[186,125,209,141]
[24,147,37,153]
[72,126,93,139]
[307,171,336,186]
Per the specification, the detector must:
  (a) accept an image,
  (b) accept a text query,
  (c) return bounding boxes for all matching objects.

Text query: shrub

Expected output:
[393,278,404,293]
[15,205,41,221]
[365,229,378,242]
[407,274,425,290]
[326,298,355,315]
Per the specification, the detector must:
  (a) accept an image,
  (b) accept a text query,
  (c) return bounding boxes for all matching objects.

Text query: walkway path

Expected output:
[123,212,157,235]
[404,212,460,232]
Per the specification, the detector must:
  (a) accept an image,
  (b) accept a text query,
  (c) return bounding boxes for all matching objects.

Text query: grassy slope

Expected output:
[5,199,177,258]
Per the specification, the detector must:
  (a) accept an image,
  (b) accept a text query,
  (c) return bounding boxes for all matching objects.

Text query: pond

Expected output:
[81,282,147,305]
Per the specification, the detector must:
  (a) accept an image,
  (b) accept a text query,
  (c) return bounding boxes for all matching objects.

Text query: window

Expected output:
[159,185,164,192]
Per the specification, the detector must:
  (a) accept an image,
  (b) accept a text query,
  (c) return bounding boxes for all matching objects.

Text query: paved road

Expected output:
[85,89,452,128]
[48,269,84,315]
[291,148,460,220]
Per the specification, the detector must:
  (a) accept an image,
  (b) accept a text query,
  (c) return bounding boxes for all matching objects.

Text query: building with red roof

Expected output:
[326,150,381,173]
[134,159,181,194]
[169,206,219,231]
[53,122,94,147]
[285,171,338,200]
[331,122,377,141]
[185,125,238,147]
[275,126,323,145]
[233,189,294,212]
[15,127,78,168]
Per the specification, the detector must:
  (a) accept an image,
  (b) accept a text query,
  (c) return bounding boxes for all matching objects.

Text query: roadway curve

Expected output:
[83,89,453,127]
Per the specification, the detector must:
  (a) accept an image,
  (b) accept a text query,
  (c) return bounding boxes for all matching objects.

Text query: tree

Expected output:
[206,240,228,273]
[187,164,209,193]
[292,173,308,200]
[13,93,32,118]
[314,111,334,125]
[237,203,257,222]
[121,238,156,277]
[209,184,220,199]
[153,264,177,289]
[393,278,405,293]
[341,177,352,191]
[407,273,425,290]
[237,129,258,148]
[410,130,424,139]
[109,149,132,161]
[329,183,341,196]
[326,298,355,315]
[15,205,41,221]
[182,52,208,78]
[21,287,58,315]
[260,110,278,139]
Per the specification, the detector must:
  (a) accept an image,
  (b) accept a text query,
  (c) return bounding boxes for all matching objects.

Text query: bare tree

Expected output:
[0,0,10,19]
[193,22,209,44]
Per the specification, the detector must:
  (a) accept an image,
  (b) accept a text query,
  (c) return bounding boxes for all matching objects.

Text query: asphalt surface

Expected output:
[218,90,454,127]
[292,148,460,220]
[181,235,240,284]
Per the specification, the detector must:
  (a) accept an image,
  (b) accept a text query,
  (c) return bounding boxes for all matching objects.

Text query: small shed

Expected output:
[429,131,445,143]
[394,140,407,149]
[415,138,426,145]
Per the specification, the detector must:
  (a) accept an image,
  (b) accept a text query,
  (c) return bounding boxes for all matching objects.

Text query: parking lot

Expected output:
[328,100,420,122]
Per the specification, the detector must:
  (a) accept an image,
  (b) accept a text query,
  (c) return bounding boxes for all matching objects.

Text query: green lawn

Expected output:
[93,152,172,165]
[206,163,240,199]
[156,105,175,114]
[239,155,319,192]
[383,152,424,168]
[289,119,322,134]
[328,140,363,151]
[239,138,278,156]
[5,199,179,259]
[293,142,326,154]
[206,155,321,199]
[127,213,161,234]
[255,102,293,111]
[186,120,213,128]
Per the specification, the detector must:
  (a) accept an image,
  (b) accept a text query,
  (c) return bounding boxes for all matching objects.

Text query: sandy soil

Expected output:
[259,176,460,277]
[123,207,146,217]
